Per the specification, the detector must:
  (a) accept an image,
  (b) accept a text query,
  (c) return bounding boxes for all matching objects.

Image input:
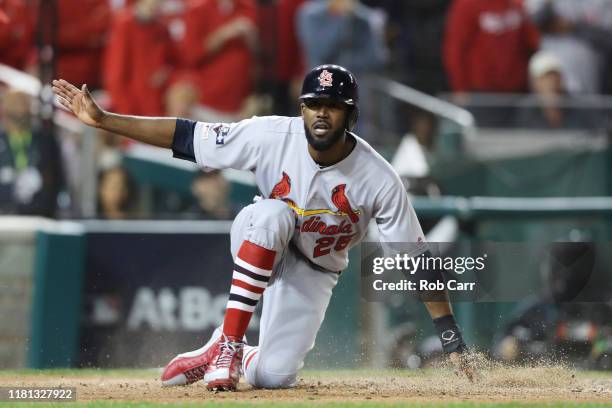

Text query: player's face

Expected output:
[301,98,349,152]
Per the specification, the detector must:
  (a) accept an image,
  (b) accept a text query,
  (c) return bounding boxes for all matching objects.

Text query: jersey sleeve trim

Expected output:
[171,118,196,162]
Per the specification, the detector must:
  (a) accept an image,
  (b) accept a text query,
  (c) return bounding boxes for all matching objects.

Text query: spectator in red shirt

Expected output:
[56,0,111,89]
[444,0,539,101]
[274,0,305,89]
[0,0,36,70]
[104,0,173,116]
[256,0,306,115]
[178,0,257,116]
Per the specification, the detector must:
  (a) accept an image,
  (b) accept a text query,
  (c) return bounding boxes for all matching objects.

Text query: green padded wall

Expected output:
[27,230,86,368]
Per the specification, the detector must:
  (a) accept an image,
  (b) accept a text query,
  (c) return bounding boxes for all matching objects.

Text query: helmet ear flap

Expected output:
[347,105,359,131]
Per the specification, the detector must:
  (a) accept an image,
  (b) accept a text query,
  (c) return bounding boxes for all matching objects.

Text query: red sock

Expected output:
[223,241,275,338]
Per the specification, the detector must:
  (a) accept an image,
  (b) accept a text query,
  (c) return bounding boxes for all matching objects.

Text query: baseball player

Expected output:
[52,64,473,391]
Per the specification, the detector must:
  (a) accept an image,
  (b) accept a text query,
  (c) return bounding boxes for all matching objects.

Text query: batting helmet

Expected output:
[299,64,358,106]
[299,64,359,130]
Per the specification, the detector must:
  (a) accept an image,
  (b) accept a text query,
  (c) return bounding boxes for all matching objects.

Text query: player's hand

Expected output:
[449,351,478,382]
[52,79,105,127]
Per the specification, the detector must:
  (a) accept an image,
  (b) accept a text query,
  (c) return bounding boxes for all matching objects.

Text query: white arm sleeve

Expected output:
[193,117,268,171]
[374,178,427,255]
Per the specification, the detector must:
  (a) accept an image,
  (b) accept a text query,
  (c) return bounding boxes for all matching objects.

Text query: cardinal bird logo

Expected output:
[331,184,360,223]
[270,171,292,199]
[270,173,361,221]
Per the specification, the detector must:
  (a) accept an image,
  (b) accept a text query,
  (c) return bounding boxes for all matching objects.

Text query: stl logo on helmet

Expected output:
[318,70,333,88]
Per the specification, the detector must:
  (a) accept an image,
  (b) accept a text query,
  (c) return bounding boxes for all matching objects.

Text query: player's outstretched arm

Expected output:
[424,300,477,382]
[52,79,175,148]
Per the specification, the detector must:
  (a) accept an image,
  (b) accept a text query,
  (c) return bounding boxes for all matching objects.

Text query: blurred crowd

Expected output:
[1,0,611,219]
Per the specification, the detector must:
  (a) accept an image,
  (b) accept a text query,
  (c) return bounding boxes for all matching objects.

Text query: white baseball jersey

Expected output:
[186,115,426,272]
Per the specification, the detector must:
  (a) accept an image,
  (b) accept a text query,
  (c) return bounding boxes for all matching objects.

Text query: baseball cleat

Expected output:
[204,337,244,391]
[161,327,224,386]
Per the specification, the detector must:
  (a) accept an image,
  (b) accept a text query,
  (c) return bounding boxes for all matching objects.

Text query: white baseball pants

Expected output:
[229,199,339,388]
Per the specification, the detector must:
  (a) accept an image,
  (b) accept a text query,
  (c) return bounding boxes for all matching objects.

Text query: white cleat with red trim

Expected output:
[204,336,244,391]
[161,327,223,386]
[242,345,259,371]
[161,327,246,387]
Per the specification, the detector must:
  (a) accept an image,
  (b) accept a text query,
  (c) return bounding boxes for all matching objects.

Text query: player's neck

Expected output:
[308,134,356,167]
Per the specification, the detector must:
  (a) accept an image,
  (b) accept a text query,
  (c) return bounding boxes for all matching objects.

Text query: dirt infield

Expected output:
[2,363,611,406]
